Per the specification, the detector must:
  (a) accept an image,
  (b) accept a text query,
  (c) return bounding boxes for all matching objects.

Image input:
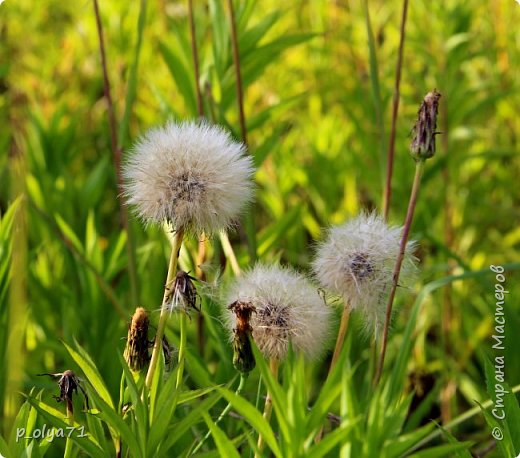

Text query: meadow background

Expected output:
[1,0,520,456]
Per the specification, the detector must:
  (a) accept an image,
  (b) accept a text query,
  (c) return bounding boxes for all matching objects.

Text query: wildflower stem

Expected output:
[256,359,279,457]
[328,307,351,373]
[63,400,74,458]
[375,159,425,385]
[93,0,139,305]
[145,228,185,389]
[189,373,248,456]
[227,0,257,262]
[382,0,409,220]
[188,0,204,117]
[176,311,187,390]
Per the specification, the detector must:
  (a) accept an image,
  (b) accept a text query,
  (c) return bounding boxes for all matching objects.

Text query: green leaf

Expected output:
[118,0,148,148]
[63,340,114,409]
[118,355,148,452]
[257,205,301,256]
[159,393,222,454]
[209,0,229,78]
[202,412,241,458]
[147,365,180,455]
[159,41,197,116]
[384,423,436,458]
[178,386,218,405]
[86,388,144,458]
[54,215,83,254]
[24,396,105,458]
[407,442,474,458]
[0,435,10,458]
[216,385,282,458]
[306,420,358,458]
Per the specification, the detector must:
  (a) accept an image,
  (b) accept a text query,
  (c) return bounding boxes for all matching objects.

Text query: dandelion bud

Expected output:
[225,264,333,362]
[123,120,255,233]
[312,213,417,335]
[410,89,441,161]
[124,307,150,372]
[228,301,256,373]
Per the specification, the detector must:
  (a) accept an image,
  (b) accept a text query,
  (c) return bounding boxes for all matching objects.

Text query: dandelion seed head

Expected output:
[123,120,255,233]
[224,264,333,361]
[312,212,417,335]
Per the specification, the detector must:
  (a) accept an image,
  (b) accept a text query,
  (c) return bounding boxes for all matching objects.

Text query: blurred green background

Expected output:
[1,0,519,454]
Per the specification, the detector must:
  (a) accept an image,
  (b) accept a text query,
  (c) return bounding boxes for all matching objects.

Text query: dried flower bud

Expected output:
[37,370,89,411]
[410,90,441,161]
[228,300,256,373]
[165,271,199,314]
[225,265,333,361]
[124,307,150,372]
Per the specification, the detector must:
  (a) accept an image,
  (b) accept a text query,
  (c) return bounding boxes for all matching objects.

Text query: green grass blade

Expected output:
[216,386,282,458]
[202,412,241,458]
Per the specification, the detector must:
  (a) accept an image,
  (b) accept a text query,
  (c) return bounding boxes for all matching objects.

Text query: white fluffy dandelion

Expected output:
[123,120,255,233]
[312,212,417,334]
[224,264,333,361]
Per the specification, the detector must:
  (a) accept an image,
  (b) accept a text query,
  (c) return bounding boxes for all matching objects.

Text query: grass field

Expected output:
[1,0,520,457]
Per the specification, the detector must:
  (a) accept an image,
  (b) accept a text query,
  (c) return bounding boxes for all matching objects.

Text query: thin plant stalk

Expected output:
[63,399,74,458]
[227,0,257,262]
[220,231,242,276]
[255,359,279,457]
[227,0,247,145]
[382,0,409,220]
[4,137,27,436]
[315,307,350,441]
[440,88,455,423]
[93,0,139,305]
[188,0,204,117]
[328,307,351,373]
[189,374,248,456]
[145,228,185,389]
[411,383,520,453]
[176,311,187,390]
[374,159,425,385]
[187,0,208,356]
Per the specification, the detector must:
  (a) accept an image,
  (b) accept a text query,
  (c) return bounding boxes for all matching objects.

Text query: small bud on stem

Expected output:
[410,90,441,160]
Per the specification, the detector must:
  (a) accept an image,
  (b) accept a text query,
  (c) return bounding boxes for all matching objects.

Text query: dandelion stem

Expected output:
[328,307,350,373]
[256,359,279,457]
[382,0,409,220]
[189,373,248,456]
[375,159,424,385]
[145,228,185,389]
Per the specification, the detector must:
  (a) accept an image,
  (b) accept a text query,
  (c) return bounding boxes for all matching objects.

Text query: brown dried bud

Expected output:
[228,301,256,373]
[124,307,150,372]
[410,90,441,161]
[37,370,89,411]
